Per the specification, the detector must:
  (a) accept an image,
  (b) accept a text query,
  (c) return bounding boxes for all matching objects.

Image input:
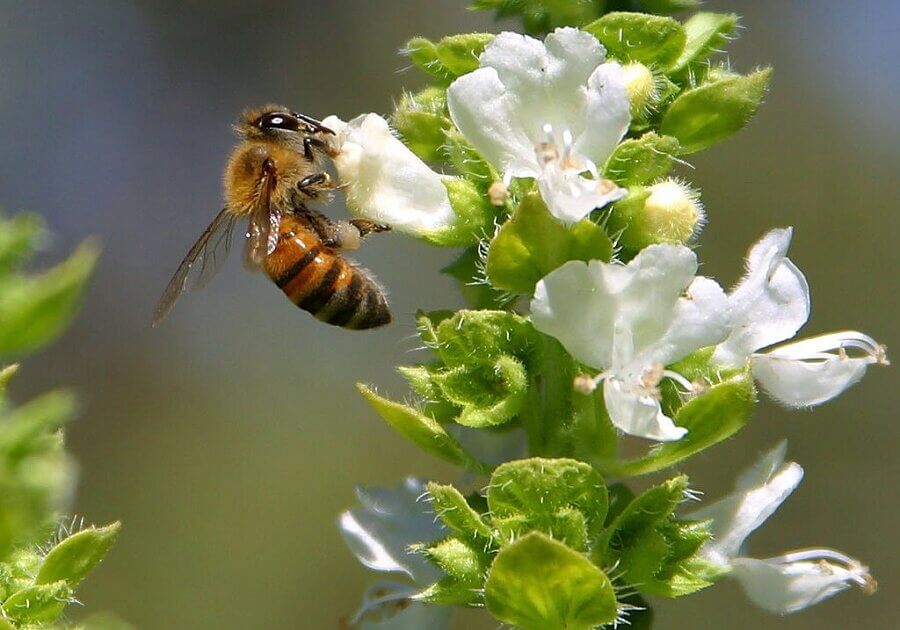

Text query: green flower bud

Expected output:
[610,179,705,251]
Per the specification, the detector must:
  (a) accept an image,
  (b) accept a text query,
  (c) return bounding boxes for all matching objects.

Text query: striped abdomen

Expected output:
[263,215,391,329]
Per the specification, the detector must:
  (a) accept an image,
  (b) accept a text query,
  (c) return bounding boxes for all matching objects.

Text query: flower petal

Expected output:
[730,557,869,615]
[574,62,631,166]
[323,114,456,234]
[714,228,810,365]
[536,162,626,224]
[339,478,445,584]
[446,68,537,177]
[531,259,618,370]
[751,337,873,408]
[689,442,804,567]
[603,378,687,441]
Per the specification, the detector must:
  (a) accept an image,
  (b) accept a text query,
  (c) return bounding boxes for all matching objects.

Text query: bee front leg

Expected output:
[297,172,333,200]
[349,219,391,238]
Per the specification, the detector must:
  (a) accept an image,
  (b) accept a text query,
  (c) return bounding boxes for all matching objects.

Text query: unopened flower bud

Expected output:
[621,62,657,118]
[609,179,705,252]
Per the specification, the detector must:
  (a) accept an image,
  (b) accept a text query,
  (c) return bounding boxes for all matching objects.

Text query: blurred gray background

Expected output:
[0,0,896,627]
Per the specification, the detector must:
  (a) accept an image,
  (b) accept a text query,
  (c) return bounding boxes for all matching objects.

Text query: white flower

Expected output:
[713,228,888,407]
[689,442,876,614]
[530,244,730,441]
[446,28,630,224]
[340,478,451,629]
[323,113,456,236]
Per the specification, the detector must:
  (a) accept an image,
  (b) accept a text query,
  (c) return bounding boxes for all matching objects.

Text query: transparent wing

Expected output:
[243,160,281,269]
[152,208,238,327]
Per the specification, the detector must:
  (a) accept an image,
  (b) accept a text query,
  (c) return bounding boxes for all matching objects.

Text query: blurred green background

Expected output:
[0,0,896,627]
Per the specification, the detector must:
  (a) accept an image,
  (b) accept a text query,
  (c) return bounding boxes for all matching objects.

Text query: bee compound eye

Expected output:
[260,113,300,132]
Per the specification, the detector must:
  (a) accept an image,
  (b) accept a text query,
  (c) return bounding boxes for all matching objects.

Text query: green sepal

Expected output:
[392,88,450,163]
[422,179,497,247]
[436,33,494,76]
[661,69,772,154]
[486,193,613,294]
[487,458,607,551]
[426,483,493,542]
[670,13,740,78]
[485,532,617,630]
[404,37,454,83]
[356,384,484,471]
[594,476,721,597]
[594,374,756,477]
[419,537,489,585]
[1,580,72,624]
[421,310,537,369]
[441,248,505,310]
[443,129,498,186]
[604,132,680,186]
[36,522,120,586]
[432,356,529,428]
[396,365,459,422]
[585,13,686,69]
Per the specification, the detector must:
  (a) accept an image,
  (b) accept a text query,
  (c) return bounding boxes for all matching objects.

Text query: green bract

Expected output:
[661,68,772,154]
[585,12,686,68]
[486,193,612,294]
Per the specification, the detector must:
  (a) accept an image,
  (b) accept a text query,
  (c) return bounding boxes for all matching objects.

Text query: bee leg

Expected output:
[303,135,336,160]
[349,219,391,237]
[297,172,333,199]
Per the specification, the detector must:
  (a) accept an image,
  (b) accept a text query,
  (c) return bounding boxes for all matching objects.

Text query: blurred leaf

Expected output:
[661,69,772,154]
[485,532,617,630]
[36,522,120,586]
[404,37,454,83]
[639,0,699,13]
[0,213,45,273]
[486,193,612,294]
[585,13,686,68]
[604,133,680,186]
[0,241,99,356]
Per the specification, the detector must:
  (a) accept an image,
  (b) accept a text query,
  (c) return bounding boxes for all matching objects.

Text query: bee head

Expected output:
[235,104,334,140]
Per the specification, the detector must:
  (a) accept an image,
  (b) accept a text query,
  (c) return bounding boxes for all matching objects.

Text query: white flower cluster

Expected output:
[532,227,887,442]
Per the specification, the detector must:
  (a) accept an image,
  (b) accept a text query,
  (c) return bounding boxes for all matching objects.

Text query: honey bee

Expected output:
[152,104,391,329]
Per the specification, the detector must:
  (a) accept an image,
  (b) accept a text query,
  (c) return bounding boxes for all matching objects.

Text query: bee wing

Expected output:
[243,161,281,269]
[152,207,238,327]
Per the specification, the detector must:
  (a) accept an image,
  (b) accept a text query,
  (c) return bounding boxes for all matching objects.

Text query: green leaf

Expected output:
[0,390,75,460]
[486,193,612,294]
[487,458,607,551]
[661,69,771,154]
[639,0,699,13]
[593,375,756,476]
[404,37,454,83]
[1,580,72,624]
[485,532,617,630]
[36,522,120,586]
[604,133,680,186]
[0,240,99,356]
[427,483,493,542]
[392,88,450,163]
[421,537,488,583]
[357,385,481,470]
[671,13,740,76]
[425,310,536,368]
[585,12,686,68]
[436,33,494,76]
